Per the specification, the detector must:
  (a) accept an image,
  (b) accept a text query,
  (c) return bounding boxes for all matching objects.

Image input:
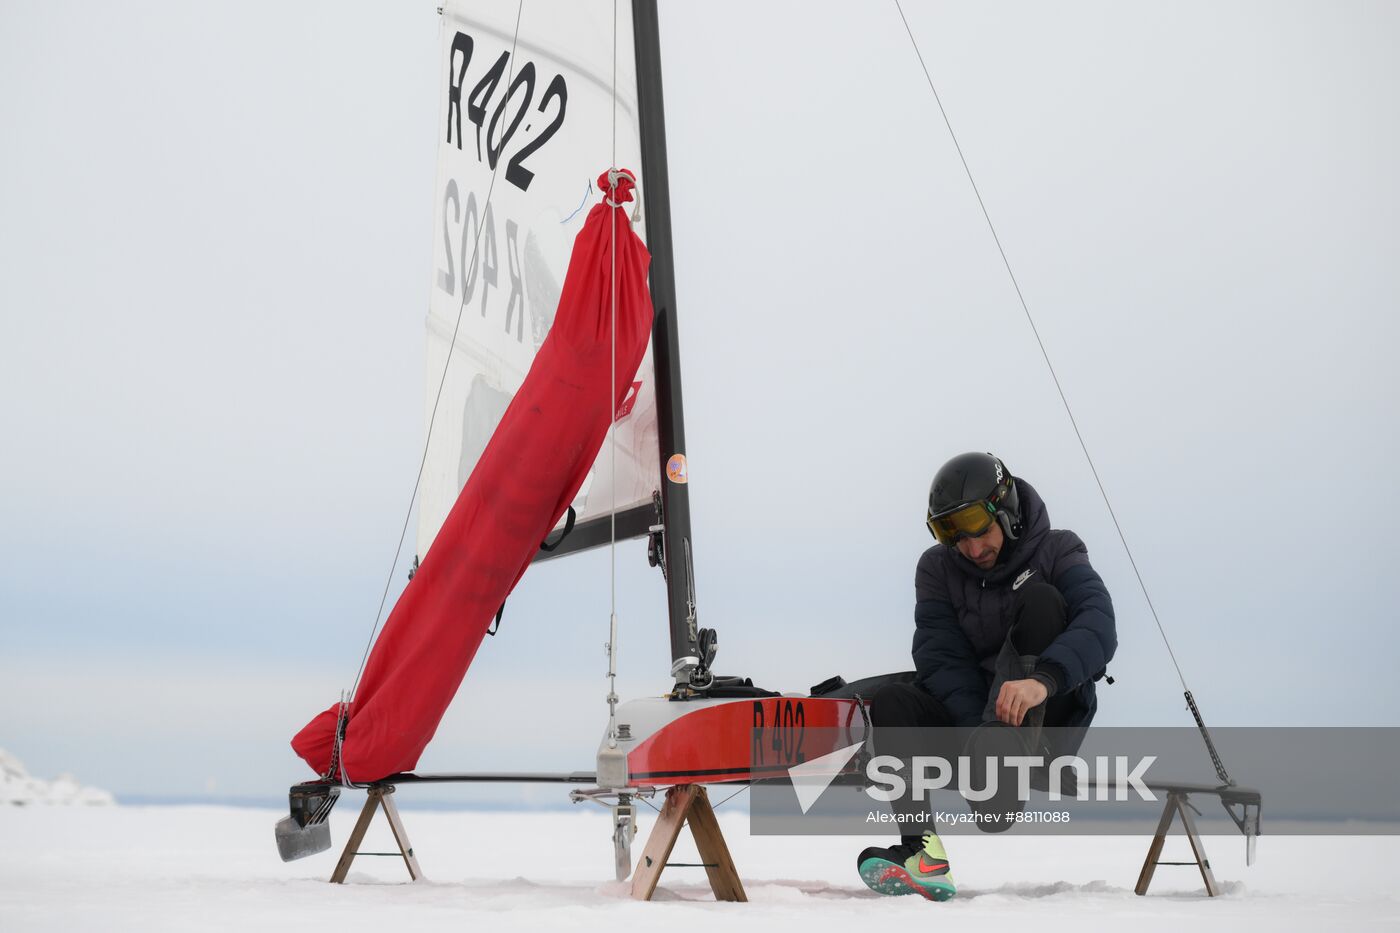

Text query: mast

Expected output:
[632,0,701,686]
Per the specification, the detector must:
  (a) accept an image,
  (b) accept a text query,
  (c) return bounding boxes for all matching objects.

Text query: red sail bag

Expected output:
[292,171,654,781]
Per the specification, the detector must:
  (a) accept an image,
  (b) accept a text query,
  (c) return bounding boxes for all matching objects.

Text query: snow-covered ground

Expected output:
[0,748,113,807]
[1,799,1397,932]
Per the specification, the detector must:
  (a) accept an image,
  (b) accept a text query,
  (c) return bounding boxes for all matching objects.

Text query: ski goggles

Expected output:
[926,500,997,546]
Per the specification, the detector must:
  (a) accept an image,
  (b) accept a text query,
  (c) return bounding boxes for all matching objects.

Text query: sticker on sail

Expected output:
[616,380,642,419]
[666,454,689,484]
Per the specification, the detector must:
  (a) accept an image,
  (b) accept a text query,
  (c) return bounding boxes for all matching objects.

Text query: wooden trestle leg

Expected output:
[1134,791,1221,897]
[329,785,422,884]
[630,784,746,902]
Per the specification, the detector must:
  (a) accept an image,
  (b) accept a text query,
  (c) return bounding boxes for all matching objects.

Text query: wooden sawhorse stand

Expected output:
[329,785,422,884]
[322,781,745,898]
[1135,790,1220,897]
[630,784,746,902]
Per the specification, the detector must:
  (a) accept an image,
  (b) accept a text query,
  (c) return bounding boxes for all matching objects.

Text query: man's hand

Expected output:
[995,678,1048,726]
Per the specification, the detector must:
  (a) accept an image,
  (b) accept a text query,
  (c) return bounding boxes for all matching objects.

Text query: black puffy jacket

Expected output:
[912,479,1116,728]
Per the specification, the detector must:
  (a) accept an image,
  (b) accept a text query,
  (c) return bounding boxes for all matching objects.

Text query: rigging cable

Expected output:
[603,0,622,750]
[891,0,1232,785]
[709,782,752,812]
[333,0,528,787]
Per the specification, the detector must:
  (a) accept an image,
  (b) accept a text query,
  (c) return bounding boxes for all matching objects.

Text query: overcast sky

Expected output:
[1,0,1396,801]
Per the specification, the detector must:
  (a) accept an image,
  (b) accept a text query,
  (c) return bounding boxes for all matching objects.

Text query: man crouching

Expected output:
[857,451,1117,901]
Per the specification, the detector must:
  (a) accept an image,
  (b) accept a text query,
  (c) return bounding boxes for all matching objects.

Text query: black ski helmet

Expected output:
[927,452,1023,542]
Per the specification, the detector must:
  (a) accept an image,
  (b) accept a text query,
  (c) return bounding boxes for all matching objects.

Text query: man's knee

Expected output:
[1011,579,1067,655]
[869,682,952,728]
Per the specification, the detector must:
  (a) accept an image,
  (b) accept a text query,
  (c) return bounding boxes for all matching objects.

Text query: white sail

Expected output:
[418,0,660,559]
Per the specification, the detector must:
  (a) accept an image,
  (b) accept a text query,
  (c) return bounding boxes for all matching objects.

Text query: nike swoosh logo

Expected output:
[1013,569,1035,590]
[918,855,949,873]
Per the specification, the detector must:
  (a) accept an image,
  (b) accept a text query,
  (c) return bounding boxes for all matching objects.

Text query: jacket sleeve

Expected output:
[912,553,985,726]
[1042,532,1117,691]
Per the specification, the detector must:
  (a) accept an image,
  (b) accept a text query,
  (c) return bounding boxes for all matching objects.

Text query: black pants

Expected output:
[870,580,1074,841]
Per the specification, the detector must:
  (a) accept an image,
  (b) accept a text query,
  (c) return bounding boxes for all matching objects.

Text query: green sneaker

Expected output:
[905,832,957,900]
[856,832,956,901]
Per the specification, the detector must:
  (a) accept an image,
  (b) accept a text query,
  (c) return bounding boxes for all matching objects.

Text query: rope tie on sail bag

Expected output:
[892,0,1233,785]
[606,167,643,223]
[325,0,527,789]
[537,506,578,552]
[485,507,579,638]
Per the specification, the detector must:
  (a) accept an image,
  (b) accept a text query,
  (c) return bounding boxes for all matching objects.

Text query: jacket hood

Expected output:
[946,476,1051,584]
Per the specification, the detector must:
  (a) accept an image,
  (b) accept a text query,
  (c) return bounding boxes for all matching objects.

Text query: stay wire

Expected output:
[604,0,621,748]
[344,1,527,714]
[892,0,1189,692]
[611,0,618,579]
[710,783,751,812]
